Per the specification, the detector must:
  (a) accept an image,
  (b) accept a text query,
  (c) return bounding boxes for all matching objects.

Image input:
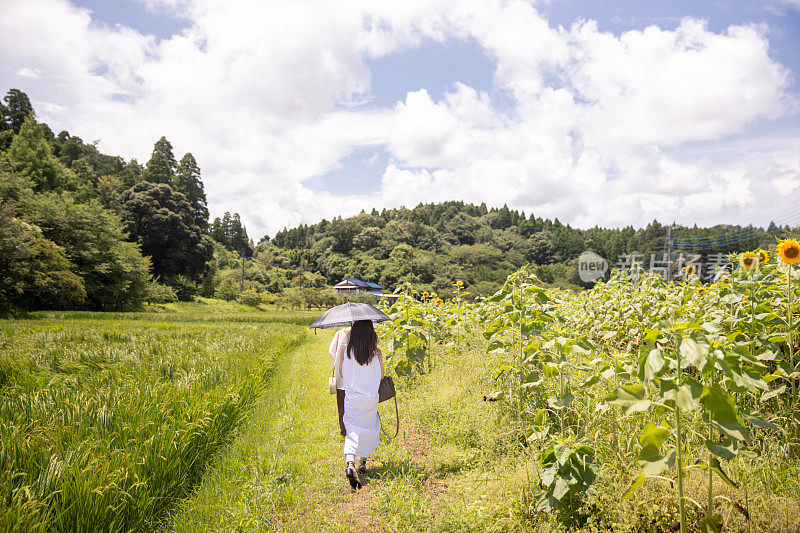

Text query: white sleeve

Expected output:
[328,330,340,363]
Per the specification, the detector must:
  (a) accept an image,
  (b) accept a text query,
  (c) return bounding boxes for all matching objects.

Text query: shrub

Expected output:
[144,281,178,304]
[214,277,240,301]
[164,275,198,301]
[236,289,263,307]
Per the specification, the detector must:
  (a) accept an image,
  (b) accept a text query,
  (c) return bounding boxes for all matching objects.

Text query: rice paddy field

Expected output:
[3,246,800,532]
[0,300,316,532]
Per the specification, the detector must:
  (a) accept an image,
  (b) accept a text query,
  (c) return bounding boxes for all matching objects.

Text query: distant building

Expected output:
[332,277,384,296]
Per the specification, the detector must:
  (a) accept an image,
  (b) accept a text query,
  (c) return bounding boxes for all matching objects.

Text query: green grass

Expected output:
[4,296,797,531]
[167,331,343,531]
[0,301,311,532]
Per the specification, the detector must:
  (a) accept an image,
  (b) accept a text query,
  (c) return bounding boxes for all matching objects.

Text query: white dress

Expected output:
[339,346,382,458]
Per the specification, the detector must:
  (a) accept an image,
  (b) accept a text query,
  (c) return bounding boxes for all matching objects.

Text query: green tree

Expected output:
[0,203,85,314]
[118,158,143,189]
[142,136,176,184]
[444,212,481,245]
[23,193,151,309]
[2,116,70,191]
[174,153,209,229]
[120,181,213,291]
[0,89,34,135]
[210,211,253,256]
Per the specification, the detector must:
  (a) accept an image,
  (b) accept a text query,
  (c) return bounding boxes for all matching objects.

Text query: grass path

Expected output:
[166,330,468,532]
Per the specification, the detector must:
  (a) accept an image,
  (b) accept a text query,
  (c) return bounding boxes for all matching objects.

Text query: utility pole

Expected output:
[666,225,677,282]
[299,254,304,290]
[241,246,246,292]
[409,248,414,284]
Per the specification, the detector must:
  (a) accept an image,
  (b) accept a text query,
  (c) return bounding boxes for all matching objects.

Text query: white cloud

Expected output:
[772,0,800,13]
[15,67,39,78]
[0,0,797,238]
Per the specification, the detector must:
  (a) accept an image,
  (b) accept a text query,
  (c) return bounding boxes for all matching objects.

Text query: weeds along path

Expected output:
[167,330,348,531]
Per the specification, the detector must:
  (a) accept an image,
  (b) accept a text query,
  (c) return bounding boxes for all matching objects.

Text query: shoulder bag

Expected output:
[378,376,399,438]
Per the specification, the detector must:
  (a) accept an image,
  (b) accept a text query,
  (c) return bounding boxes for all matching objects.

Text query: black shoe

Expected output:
[358,459,367,473]
[346,463,362,489]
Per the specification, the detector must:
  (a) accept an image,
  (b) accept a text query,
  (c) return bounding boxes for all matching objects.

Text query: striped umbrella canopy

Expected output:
[309,302,390,329]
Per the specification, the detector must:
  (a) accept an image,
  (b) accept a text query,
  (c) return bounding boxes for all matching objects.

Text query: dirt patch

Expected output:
[397,418,431,466]
[337,483,382,531]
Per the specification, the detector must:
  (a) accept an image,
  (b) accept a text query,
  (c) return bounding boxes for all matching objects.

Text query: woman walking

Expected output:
[333,319,384,489]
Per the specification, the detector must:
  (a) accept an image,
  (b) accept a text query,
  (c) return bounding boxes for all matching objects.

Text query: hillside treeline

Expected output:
[1,87,793,312]
[262,202,786,297]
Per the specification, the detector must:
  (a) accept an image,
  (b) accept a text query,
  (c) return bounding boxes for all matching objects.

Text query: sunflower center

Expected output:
[787,247,799,259]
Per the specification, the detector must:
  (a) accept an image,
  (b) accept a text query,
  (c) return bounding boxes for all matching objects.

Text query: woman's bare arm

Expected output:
[377,347,385,379]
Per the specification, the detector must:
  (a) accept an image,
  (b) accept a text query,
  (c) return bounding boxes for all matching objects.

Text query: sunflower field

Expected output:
[379,238,800,532]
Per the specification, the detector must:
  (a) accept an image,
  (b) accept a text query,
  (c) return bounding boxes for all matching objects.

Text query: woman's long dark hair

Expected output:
[347,320,378,366]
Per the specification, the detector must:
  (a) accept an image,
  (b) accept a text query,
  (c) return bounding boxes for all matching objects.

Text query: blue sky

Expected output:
[2,0,799,237]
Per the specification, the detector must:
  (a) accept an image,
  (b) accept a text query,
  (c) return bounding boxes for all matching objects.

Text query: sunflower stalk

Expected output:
[788,267,796,405]
[674,332,687,533]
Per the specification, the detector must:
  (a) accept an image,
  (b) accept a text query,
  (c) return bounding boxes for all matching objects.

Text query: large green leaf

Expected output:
[637,445,675,476]
[705,438,736,460]
[549,391,574,410]
[521,371,543,388]
[605,384,651,414]
[741,412,782,433]
[680,336,709,371]
[662,377,702,412]
[638,348,664,382]
[760,385,786,402]
[699,514,723,533]
[701,385,749,442]
[639,421,670,448]
[486,339,506,353]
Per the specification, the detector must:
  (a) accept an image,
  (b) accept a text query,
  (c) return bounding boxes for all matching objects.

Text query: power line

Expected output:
[672,227,766,244]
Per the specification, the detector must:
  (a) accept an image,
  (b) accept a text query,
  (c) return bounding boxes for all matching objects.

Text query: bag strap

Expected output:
[380,394,399,439]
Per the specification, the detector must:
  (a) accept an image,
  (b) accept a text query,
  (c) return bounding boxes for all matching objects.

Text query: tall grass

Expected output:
[0,305,309,531]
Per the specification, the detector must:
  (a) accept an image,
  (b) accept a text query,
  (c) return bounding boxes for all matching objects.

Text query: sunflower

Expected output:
[435,298,443,306]
[777,238,800,265]
[756,249,769,263]
[739,251,758,271]
[697,287,707,295]
[422,291,429,299]
[684,265,696,276]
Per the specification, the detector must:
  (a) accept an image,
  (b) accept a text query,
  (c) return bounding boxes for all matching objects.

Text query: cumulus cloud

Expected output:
[0,0,797,237]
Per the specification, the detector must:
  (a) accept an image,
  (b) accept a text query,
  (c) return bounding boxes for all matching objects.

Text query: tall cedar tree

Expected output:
[210,211,253,256]
[2,116,71,192]
[142,136,176,184]
[0,89,34,150]
[174,153,209,229]
[121,181,214,283]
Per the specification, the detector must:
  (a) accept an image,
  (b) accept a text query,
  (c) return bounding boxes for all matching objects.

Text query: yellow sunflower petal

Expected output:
[777,239,800,265]
[739,251,758,270]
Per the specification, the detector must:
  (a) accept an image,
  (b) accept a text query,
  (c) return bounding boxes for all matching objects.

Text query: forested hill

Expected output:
[262,201,787,295]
